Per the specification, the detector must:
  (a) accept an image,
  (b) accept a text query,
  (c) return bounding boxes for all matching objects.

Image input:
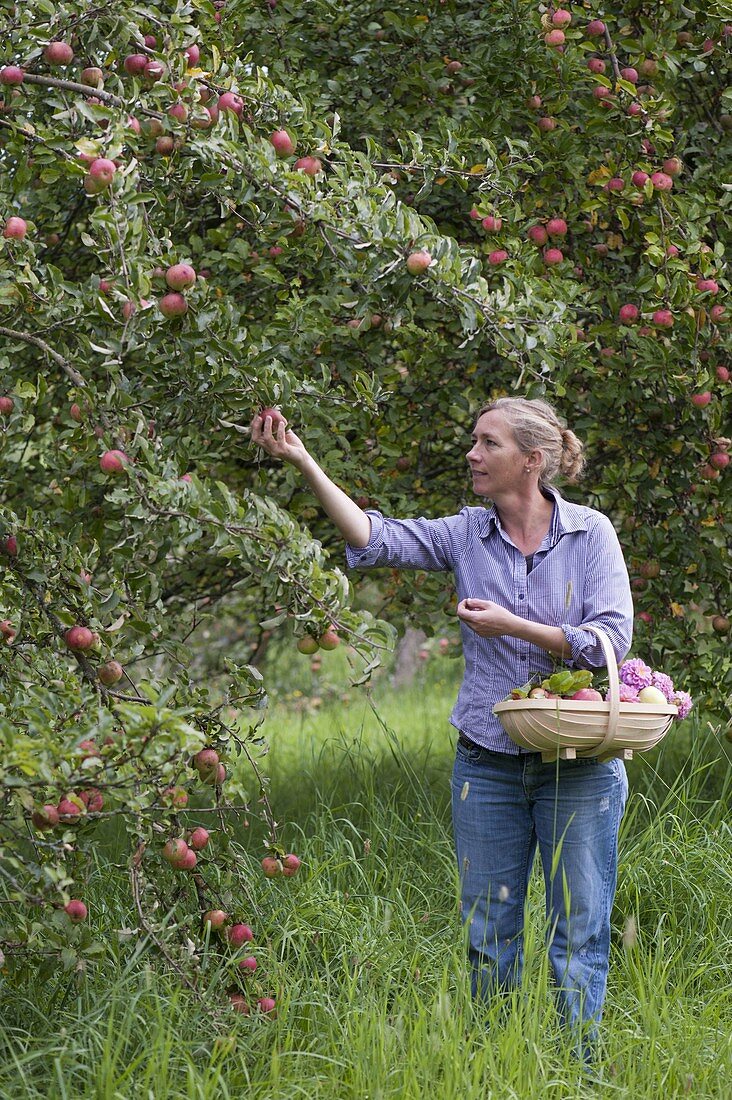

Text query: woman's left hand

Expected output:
[456,598,520,638]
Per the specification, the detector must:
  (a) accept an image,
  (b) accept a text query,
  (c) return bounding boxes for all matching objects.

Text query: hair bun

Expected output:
[559,428,586,482]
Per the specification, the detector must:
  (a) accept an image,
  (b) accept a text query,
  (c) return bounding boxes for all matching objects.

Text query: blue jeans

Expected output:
[451,739,628,1051]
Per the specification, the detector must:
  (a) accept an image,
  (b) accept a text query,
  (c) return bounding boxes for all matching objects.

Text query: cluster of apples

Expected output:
[31,786,104,830]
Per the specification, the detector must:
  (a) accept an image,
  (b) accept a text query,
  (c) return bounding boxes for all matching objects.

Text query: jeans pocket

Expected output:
[455,737,484,765]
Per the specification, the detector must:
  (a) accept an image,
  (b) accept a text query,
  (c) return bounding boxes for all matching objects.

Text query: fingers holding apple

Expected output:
[250,408,308,465]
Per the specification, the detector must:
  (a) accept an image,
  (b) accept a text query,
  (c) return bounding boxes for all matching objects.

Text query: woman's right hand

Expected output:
[250,412,309,468]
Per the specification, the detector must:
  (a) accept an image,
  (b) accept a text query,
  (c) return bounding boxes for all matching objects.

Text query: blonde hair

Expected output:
[477,397,586,486]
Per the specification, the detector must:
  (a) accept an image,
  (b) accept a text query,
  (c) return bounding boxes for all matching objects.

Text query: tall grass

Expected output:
[2,672,731,1099]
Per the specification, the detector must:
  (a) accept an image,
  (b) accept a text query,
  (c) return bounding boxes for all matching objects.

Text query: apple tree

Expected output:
[0,0,729,997]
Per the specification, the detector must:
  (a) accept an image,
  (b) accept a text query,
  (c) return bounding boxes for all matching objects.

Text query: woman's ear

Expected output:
[525,448,543,474]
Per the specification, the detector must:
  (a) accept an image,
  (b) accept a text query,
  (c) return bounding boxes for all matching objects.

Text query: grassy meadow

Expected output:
[2,655,731,1099]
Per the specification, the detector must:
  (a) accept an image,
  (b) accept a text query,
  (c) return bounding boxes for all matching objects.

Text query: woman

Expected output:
[251,396,633,1060]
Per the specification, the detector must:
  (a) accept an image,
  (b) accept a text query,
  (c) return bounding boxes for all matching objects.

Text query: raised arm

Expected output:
[250,412,372,548]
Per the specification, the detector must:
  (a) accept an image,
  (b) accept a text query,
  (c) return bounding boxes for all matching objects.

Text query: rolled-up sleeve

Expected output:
[346,509,471,572]
[561,514,633,669]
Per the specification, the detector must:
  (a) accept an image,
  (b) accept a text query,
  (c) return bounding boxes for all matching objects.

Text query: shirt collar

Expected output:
[476,485,589,543]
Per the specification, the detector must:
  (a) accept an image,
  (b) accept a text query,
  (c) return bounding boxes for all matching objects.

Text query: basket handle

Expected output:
[582,624,620,756]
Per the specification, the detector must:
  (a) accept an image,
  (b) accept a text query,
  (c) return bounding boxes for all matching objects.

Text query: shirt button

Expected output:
[520,654,527,661]
[518,594,525,600]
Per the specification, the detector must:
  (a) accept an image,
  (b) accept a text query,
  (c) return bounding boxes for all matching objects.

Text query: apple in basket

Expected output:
[637,686,668,704]
[570,688,603,701]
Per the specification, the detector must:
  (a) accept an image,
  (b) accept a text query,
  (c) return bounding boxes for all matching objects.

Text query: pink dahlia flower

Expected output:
[617,683,640,703]
[651,671,676,702]
[619,658,653,691]
[671,691,693,719]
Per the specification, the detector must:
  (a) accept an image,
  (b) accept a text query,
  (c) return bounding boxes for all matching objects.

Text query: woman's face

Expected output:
[466,410,528,497]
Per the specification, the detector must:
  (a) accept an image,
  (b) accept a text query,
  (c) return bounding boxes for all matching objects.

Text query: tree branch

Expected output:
[0,327,86,387]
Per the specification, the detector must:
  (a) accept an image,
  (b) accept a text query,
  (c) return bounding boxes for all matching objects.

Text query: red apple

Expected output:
[587,58,606,74]
[631,171,649,188]
[281,853,301,877]
[691,392,712,408]
[618,304,639,324]
[98,660,123,686]
[0,66,25,86]
[64,899,88,923]
[297,635,319,654]
[552,9,572,27]
[545,30,565,47]
[528,225,548,246]
[651,172,673,191]
[165,263,196,291]
[294,155,323,175]
[218,91,244,116]
[537,117,556,132]
[155,136,175,156]
[203,909,228,930]
[184,44,200,66]
[0,396,14,414]
[99,449,129,473]
[259,407,287,431]
[158,292,188,318]
[318,628,340,650]
[123,53,148,75]
[193,747,219,779]
[189,827,210,851]
[570,688,603,701]
[57,798,82,822]
[620,67,638,84]
[261,856,281,877]
[406,250,432,275]
[652,309,673,328]
[229,994,250,1014]
[546,217,567,237]
[488,249,508,265]
[144,60,166,82]
[168,102,188,123]
[271,129,296,157]
[3,216,27,240]
[709,452,729,469]
[44,42,74,65]
[80,67,104,88]
[696,278,719,294]
[586,20,606,36]
[238,955,257,973]
[481,215,502,232]
[64,625,95,651]
[162,838,190,867]
[225,923,254,947]
[31,804,60,830]
[3,535,18,557]
[178,849,198,871]
[543,247,564,265]
[257,997,276,1015]
[88,158,116,190]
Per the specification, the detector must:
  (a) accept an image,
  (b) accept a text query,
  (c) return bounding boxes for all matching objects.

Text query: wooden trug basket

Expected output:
[493,625,678,763]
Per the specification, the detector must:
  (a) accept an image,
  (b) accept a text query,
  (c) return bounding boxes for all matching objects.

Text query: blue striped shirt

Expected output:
[345,487,634,753]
